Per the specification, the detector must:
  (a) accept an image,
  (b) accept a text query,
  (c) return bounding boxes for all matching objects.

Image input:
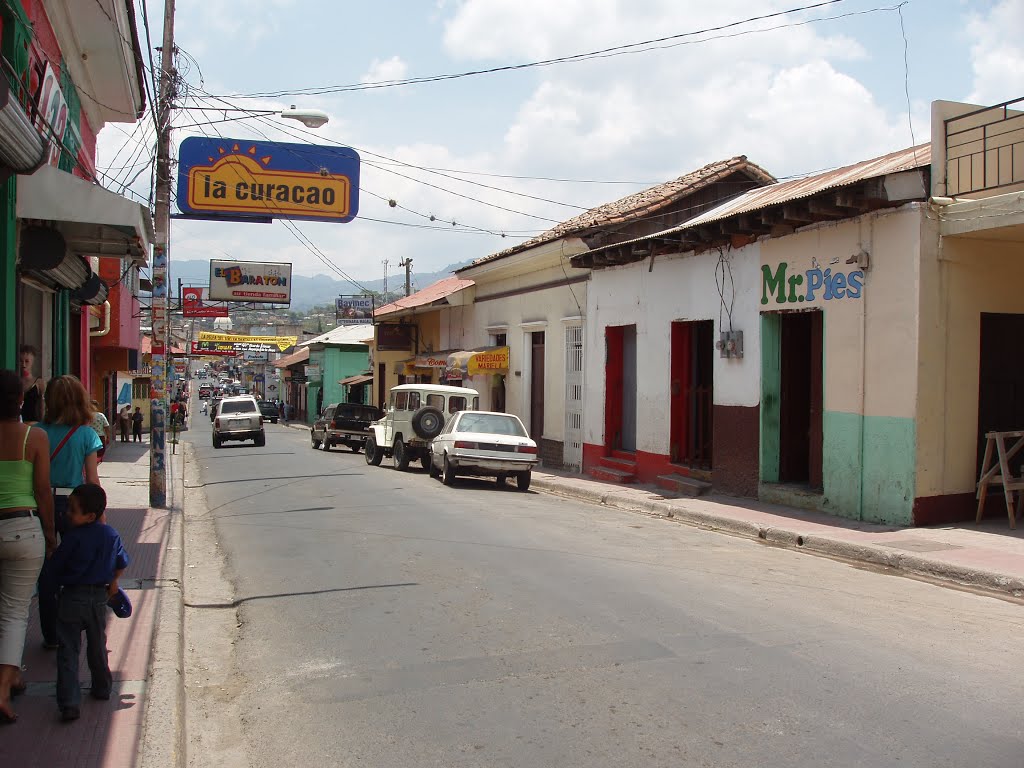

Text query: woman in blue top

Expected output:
[36,375,102,649]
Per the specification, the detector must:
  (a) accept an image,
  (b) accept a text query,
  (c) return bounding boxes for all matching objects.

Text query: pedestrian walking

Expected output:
[0,369,56,723]
[131,407,143,442]
[36,375,103,650]
[46,484,129,722]
[89,400,110,463]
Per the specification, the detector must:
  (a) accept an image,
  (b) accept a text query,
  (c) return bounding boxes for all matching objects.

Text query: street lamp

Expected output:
[177,105,330,130]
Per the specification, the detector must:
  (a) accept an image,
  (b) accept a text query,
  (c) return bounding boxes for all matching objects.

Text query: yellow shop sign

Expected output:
[187,154,350,219]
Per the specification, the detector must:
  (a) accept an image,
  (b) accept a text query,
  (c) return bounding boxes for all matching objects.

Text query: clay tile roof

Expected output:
[374,276,475,318]
[461,156,775,270]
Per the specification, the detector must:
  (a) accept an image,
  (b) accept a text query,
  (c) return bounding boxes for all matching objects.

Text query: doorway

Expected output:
[978,313,1024,478]
[670,320,713,468]
[530,331,545,438]
[778,311,823,488]
[605,325,637,453]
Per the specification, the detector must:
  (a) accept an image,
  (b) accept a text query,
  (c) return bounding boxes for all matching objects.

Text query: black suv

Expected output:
[258,400,280,423]
[311,402,383,453]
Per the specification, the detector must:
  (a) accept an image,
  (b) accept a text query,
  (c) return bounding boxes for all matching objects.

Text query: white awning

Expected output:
[17,165,153,263]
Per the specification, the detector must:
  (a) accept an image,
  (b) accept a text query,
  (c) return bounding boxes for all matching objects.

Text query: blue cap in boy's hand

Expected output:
[107,587,132,618]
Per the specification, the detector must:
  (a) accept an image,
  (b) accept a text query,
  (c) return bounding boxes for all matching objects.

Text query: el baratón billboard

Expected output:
[176,137,360,223]
[208,260,292,305]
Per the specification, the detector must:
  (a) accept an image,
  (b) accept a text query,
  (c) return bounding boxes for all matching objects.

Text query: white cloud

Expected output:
[966,0,1024,104]
[361,56,409,85]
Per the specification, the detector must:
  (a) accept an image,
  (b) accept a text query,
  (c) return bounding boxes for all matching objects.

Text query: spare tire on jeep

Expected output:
[411,406,444,440]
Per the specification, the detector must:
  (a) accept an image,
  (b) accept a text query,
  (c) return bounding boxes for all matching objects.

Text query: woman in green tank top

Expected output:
[0,369,56,723]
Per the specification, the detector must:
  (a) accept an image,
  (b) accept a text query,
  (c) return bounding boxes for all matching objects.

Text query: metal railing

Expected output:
[945,96,1024,196]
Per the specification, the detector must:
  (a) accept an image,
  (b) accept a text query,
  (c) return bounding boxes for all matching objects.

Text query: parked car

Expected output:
[428,411,538,490]
[366,384,480,470]
[311,402,383,452]
[212,395,265,448]
[258,400,280,423]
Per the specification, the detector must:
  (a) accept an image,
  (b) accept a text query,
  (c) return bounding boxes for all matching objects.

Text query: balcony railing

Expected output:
[945,96,1024,196]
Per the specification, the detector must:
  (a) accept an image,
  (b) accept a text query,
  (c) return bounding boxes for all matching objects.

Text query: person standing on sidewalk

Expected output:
[131,407,144,442]
[37,376,102,650]
[117,405,130,443]
[0,369,57,724]
[18,345,44,425]
[46,484,129,722]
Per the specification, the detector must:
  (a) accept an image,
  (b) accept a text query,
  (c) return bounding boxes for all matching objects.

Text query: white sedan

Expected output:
[428,411,538,491]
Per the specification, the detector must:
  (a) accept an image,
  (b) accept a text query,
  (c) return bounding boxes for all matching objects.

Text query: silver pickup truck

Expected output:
[213,395,266,448]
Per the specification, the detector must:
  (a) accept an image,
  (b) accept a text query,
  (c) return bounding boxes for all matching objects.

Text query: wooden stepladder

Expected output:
[976,430,1024,529]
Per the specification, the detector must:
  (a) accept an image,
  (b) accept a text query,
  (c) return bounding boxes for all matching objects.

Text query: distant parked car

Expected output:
[428,411,538,490]
[311,402,383,452]
[366,384,479,470]
[258,400,280,423]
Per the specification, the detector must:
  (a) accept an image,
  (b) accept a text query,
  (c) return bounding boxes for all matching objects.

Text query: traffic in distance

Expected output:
[203,377,540,491]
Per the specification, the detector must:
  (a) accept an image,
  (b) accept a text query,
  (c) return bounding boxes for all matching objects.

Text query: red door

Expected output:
[605,326,624,453]
[670,322,691,463]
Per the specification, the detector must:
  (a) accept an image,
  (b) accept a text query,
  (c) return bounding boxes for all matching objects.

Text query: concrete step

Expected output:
[610,449,637,462]
[656,473,712,497]
[599,455,638,471]
[589,466,637,484]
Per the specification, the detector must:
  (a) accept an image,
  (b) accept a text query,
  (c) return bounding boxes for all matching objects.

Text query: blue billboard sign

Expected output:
[176,137,360,223]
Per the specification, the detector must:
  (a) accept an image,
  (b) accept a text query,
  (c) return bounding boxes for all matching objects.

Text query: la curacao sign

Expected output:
[176,137,360,223]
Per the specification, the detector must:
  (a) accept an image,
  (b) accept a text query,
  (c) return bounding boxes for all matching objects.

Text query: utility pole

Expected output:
[399,258,413,296]
[150,0,175,507]
[381,258,389,297]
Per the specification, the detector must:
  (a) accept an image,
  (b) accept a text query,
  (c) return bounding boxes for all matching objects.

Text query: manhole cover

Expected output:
[881,539,963,553]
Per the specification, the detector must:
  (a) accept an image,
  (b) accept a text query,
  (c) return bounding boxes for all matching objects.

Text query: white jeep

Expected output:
[365,384,480,471]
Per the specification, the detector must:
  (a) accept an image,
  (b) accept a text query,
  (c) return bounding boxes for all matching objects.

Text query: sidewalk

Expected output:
[2,438,181,767]
[529,468,1024,599]
[284,421,1024,598]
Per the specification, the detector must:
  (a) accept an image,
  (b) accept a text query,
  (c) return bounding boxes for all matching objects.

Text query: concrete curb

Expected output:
[137,448,187,768]
[532,476,1024,599]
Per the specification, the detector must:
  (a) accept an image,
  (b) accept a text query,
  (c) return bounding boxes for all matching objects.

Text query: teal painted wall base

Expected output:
[822,411,916,525]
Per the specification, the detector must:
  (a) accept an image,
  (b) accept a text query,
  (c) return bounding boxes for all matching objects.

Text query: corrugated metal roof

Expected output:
[580,144,931,257]
[374,276,475,318]
[301,324,373,347]
[461,156,775,270]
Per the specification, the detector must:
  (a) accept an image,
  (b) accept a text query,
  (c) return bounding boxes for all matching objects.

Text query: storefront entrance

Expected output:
[978,313,1024,478]
[670,320,713,468]
[605,325,637,453]
[761,310,823,489]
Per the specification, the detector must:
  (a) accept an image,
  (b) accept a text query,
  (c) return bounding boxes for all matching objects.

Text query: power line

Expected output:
[212,0,875,99]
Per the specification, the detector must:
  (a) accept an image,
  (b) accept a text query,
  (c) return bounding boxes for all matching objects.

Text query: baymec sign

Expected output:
[176,137,360,222]
[760,258,864,307]
[336,295,373,325]
[209,260,292,304]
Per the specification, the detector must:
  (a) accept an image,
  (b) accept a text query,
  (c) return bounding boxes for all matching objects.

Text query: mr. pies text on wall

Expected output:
[761,260,863,306]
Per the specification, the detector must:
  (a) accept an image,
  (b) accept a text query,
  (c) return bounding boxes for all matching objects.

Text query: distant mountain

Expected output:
[166,259,472,310]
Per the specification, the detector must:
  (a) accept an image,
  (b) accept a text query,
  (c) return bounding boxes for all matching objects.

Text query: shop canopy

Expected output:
[17,165,154,264]
[339,373,373,386]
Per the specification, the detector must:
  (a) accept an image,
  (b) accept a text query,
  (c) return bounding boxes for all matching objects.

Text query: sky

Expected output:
[96,0,1024,292]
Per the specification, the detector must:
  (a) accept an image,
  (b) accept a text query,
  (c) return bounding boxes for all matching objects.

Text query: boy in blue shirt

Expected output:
[47,483,129,722]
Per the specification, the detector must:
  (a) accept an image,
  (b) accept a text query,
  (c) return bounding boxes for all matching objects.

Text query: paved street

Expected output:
[182,413,1024,768]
